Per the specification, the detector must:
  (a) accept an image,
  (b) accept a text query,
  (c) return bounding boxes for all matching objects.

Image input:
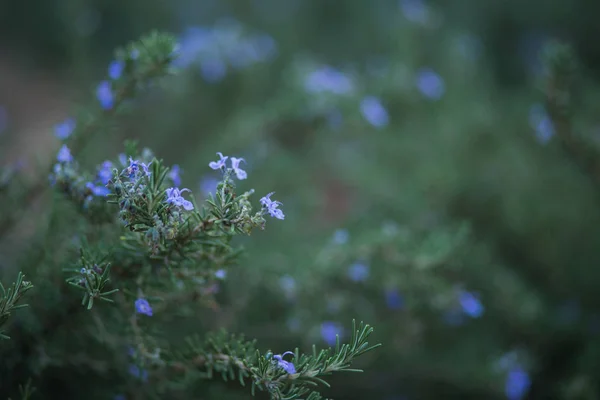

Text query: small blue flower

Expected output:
[505,366,530,400]
[416,68,445,100]
[165,187,194,211]
[321,321,343,346]
[130,49,140,60]
[360,96,389,128]
[332,229,349,244]
[273,351,296,374]
[96,81,114,109]
[126,158,151,178]
[98,161,113,185]
[260,192,285,220]
[108,60,125,80]
[118,153,128,166]
[199,176,219,195]
[279,275,296,298]
[168,164,182,187]
[200,58,227,83]
[85,182,110,197]
[529,104,554,144]
[54,118,76,140]
[128,364,149,382]
[209,152,228,170]
[385,288,404,310]
[214,269,226,279]
[458,290,484,318]
[57,145,73,163]
[304,66,354,95]
[230,157,247,180]
[135,298,153,316]
[399,0,429,24]
[347,262,369,282]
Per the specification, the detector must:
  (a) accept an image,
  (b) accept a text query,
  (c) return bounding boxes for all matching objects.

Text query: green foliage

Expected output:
[0,272,33,340]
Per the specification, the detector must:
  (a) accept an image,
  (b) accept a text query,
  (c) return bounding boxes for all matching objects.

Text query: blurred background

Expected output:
[3,0,600,399]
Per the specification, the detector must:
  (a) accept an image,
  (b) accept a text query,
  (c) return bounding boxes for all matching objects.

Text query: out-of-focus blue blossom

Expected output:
[385,288,404,310]
[399,0,429,24]
[458,290,484,318]
[304,66,354,95]
[505,366,530,400]
[54,118,76,140]
[321,321,343,346]
[108,60,125,80]
[214,269,226,280]
[173,23,277,79]
[360,96,389,128]
[97,161,113,185]
[0,106,7,134]
[529,103,554,144]
[260,192,285,220]
[57,145,73,163]
[230,157,247,180]
[199,176,219,195]
[347,262,370,282]
[96,81,114,109]
[118,153,128,167]
[209,152,228,170]
[279,275,296,300]
[273,351,296,374]
[128,364,149,382]
[165,187,194,211]
[416,68,445,100]
[332,229,349,245]
[168,164,182,187]
[200,58,227,83]
[135,298,153,316]
[86,182,110,197]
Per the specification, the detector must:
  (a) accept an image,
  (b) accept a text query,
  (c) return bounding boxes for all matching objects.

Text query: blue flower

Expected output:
[199,176,219,195]
[360,96,389,128]
[96,80,114,109]
[304,66,354,95]
[279,275,296,299]
[86,182,110,197]
[385,288,404,310]
[399,0,429,24]
[168,164,182,187]
[260,192,285,220]
[458,290,484,318]
[230,157,247,180]
[128,364,149,382]
[57,145,73,163]
[135,298,153,316]
[347,262,369,282]
[321,321,343,346]
[529,104,554,144]
[332,229,349,244]
[98,161,113,185]
[108,60,125,80]
[165,187,194,211]
[273,351,296,374]
[54,118,76,140]
[209,152,228,170]
[214,269,226,279]
[416,68,445,100]
[126,158,150,178]
[505,366,530,400]
[200,58,227,83]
